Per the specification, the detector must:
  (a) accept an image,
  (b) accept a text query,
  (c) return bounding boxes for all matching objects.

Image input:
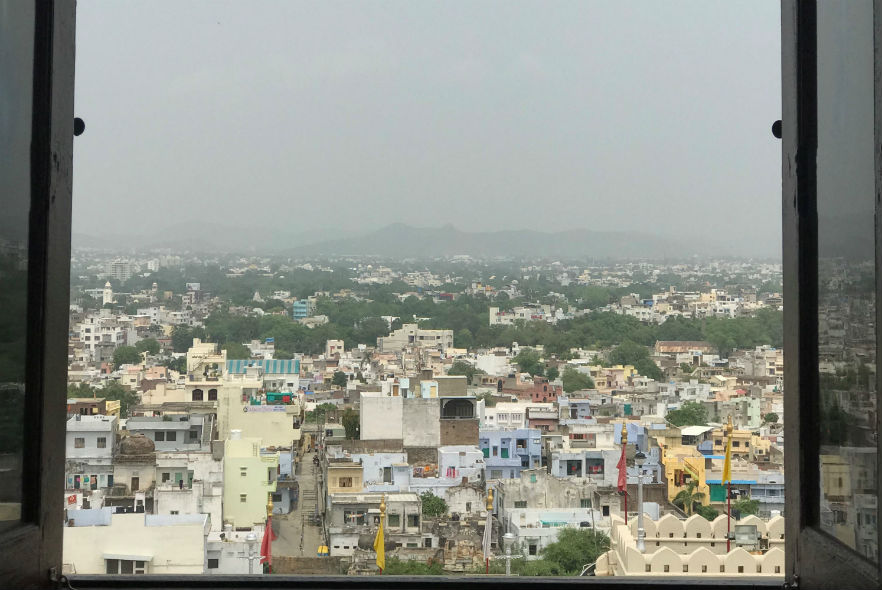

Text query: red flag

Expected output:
[260,516,276,571]
[616,443,627,492]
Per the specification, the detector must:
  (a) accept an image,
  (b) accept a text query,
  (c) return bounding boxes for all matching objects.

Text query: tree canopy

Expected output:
[331,371,348,388]
[562,366,594,393]
[420,492,448,517]
[68,381,140,418]
[447,360,485,383]
[513,348,544,376]
[607,341,664,380]
[112,346,141,369]
[666,401,708,427]
[342,408,359,440]
[134,338,160,355]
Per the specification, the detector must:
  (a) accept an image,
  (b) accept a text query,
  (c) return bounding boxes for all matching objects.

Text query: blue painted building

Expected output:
[292,299,315,320]
[479,428,542,479]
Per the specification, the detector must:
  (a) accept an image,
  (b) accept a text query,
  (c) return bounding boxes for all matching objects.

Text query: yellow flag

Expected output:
[373,518,385,572]
[722,434,732,485]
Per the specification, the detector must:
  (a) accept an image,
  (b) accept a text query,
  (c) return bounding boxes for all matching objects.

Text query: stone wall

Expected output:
[440,419,478,446]
[272,556,347,575]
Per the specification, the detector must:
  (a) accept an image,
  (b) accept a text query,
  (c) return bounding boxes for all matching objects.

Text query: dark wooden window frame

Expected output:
[0,0,75,586]
[6,0,869,588]
[782,0,882,588]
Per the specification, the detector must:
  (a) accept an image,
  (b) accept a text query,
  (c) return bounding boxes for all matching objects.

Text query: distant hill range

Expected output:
[295,223,756,259]
[73,222,776,259]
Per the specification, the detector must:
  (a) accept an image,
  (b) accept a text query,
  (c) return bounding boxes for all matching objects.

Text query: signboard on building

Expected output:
[243,405,287,413]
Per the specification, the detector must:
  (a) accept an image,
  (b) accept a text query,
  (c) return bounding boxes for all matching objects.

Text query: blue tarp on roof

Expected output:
[226,359,300,375]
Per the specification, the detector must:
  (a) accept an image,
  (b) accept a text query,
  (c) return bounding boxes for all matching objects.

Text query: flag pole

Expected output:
[485,488,494,574]
[725,416,733,552]
[266,493,274,574]
[621,423,628,525]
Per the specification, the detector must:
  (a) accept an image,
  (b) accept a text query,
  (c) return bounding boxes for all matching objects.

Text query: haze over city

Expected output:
[72,1,781,257]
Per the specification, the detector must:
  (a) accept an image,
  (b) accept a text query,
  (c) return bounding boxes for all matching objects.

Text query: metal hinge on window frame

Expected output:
[49,567,76,590]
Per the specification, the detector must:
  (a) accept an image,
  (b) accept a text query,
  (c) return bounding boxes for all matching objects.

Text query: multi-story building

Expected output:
[222,433,278,530]
[377,324,454,353]
[479,428,542,479]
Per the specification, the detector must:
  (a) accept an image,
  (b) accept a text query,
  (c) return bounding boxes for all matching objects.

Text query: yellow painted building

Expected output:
[327,461,364,494]
[710,427,753,461]
[660,445,710,508]
[223,434,278,529]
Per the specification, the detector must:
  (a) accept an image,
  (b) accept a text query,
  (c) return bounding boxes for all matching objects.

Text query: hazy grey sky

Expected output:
[73,1,781,254]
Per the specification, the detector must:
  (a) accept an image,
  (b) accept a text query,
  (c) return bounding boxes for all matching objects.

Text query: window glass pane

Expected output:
[0,0,34,534]
[816,0,878,562]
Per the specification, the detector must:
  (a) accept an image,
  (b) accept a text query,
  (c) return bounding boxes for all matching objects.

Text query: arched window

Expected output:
[208,388,218,401]
[192,388,203,401]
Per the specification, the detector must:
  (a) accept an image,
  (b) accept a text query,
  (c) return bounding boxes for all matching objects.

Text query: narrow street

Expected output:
[273,446,325,558]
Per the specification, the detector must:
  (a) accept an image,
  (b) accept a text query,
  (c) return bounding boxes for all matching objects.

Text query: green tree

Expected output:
[332,371,348,388]
[545,366,560,381]
[171,325,206,353]
[695,504,719,521]
[475,391,497,407]
[513,348,544,376]
[539,527,610,575]
[447,360,484,384]
[134,338,160,355]
[420,491,448,517]
[562,366,594,393]
[112,345,141,369]
[163,356,187,374]
[672,480,706,516]
[455,328,474,350]
[221,341,252,359]
[608,341,664,380]
[342,408,360,439]
[666,401,708,427]
[733,498,760,516]
[70,381,141,418]
[306,403,337,424]
[763,412,779,424]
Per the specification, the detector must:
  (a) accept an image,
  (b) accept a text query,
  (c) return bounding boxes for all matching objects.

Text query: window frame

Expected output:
[781,0,882,587]
[0,0,75,586]
[6,1,845,588]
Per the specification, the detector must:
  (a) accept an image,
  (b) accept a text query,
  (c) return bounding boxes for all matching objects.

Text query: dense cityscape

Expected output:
[56,248,817,577]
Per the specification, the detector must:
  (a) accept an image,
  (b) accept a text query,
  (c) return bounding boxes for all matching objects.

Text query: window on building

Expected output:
[240,494,247,503]
[207,559,219,569]
[189,429,198,440]
[528,544,538,556]
[191,389,203,401]
[154,432,165,442]
[208,388,218,401]
[514,501,527,509]
[161,472,170,482]
[97,437,106,448]
[166,431,176,442]
[74,437,85,448]
[338,477,353,488]
[388,514,400,527]
[407,514,419,528]
[240,467,247,477]
[105,559,147,574]
[580,498,591,508]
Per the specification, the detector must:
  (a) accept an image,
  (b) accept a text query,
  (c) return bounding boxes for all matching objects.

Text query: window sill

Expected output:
[69,574,784,589]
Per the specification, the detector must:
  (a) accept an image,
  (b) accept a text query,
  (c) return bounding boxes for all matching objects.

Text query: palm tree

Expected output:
[672,480,706,515]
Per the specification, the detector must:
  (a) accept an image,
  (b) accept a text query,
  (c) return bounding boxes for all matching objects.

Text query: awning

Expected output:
[103,553,153,561]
